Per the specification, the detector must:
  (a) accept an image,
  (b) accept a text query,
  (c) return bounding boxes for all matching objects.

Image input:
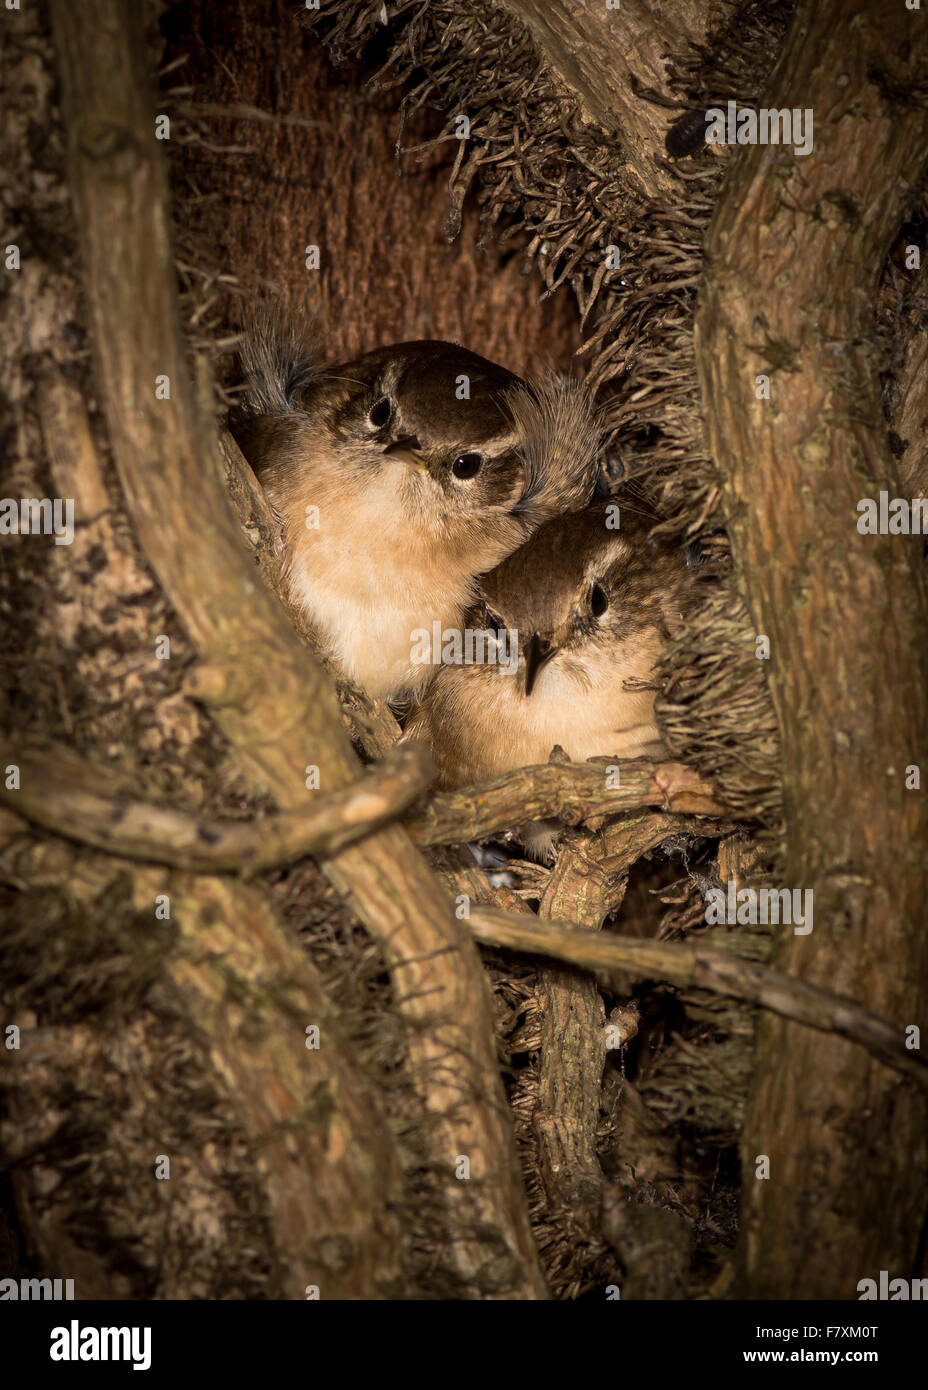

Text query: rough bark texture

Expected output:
[163,0,581,377]
[407,758,731,844]
[1,736,433,871]
[693,0,928,1296]
[532,816,688,1230]
[469,908,928,1088]
[506,0,711,200]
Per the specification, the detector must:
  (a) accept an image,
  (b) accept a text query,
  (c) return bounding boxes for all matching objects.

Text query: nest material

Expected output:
[311,0,793,836]
[0,1,493,1300]
[639,924,775,1145]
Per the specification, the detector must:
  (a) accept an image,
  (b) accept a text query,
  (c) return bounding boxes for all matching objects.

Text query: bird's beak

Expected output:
[523,632,555,697]
[383,436,428,471]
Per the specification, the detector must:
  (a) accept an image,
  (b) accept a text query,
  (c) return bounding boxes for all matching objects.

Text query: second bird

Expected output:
[405,500,702,787]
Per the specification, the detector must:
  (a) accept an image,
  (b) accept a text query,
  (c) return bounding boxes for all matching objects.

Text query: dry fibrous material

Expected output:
[310,0,792,833]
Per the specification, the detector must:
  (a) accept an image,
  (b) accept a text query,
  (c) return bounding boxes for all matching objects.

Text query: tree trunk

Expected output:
[694,0,928,1296]
[506,0,710,201]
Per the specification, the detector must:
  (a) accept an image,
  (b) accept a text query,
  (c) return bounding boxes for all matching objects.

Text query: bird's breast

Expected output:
[419,635,667,786]
[285,486,478,698]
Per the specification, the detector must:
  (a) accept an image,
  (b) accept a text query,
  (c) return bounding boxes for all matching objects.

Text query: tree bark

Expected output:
[2,736,433,872]
[5,365,405,1297]
[506,0,711,201]
[694,0,928,1296]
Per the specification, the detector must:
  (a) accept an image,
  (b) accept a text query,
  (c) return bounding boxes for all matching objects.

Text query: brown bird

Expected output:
[230,314,600,700]
[405,500,701,788]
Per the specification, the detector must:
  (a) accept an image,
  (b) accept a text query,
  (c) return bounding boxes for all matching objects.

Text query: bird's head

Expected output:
[476,500,694,701]
[231,319,602,569]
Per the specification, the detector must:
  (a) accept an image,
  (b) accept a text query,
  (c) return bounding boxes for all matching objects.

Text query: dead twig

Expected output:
[468,906,928,1091]
[0,738,434,872]
[531,812,716,1228]
[406,757,737,845]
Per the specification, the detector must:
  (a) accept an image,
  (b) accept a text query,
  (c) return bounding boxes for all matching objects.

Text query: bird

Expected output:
[229,312,601,700]
[404,499,702,789]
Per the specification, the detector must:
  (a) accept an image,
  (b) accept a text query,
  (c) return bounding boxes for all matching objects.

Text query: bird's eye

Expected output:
[452,451,483,480]
[369,396,393,428]
[589,582,609,617]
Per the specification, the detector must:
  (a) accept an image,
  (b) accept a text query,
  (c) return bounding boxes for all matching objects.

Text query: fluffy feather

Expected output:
[236,306,321,415]
[507,375,601,528]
